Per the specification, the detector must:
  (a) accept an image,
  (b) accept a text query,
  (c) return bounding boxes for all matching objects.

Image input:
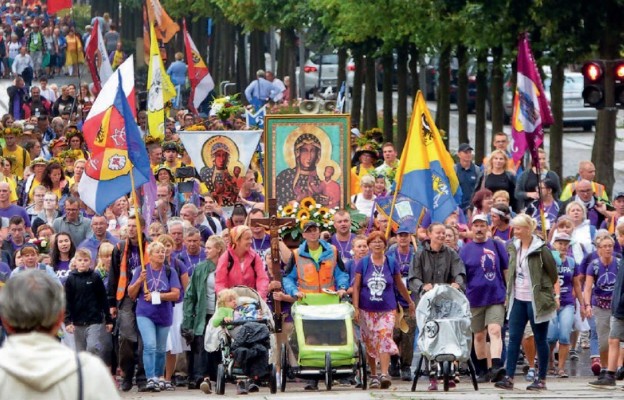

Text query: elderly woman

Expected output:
[408,222,466,391]
[495,214,559,391]
[583,234,619,379]
[351,174,377,218]
[182,236,227,394]
[215,225,268,299]
[565,201,595,250]
[352,231,414,390]
[128,241,181,393]
[475,150,517,211]
[471,188,494,219]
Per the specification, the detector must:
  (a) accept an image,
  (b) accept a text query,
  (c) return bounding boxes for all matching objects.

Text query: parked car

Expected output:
[295,52,354,98]
[502,71,597,131]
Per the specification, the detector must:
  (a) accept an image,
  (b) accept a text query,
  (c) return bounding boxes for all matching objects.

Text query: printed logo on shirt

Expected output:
[480,248,497,281]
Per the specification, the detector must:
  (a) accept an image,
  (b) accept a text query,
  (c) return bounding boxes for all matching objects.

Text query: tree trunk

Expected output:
[409,43,419,98]
[281,28,297,102]
[338,48,347,91]
[436,45,451,147]
[236,26,248,95]
[490,45,504,135]
[396,42,408,153]
[363,55,378,131]
[548,63,564,179]
[92,0,119,22]
[351,50,364,128]
[474,50,488,165]
[382,53,393,142]
[456,44,468,146]
[248,30,265,82]
[119,3,141,45]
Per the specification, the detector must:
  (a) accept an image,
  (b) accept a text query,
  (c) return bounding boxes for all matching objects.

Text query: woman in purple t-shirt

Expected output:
[546,233,583,378]
[50,232,75,285]
[128,241,181,392]
[352,231,414,390]
[583,234,618,376]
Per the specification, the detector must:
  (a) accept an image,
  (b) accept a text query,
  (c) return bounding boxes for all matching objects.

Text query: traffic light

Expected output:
[615,59,624,108]
[582,60,605,109]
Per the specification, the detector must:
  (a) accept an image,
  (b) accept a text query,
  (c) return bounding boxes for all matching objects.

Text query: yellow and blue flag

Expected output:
[78,60,152,214]
[147,22,176,140]
[395,91,460,223]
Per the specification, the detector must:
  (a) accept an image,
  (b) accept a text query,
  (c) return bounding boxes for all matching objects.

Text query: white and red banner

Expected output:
[183,20,214,114]
[85,19,113,94]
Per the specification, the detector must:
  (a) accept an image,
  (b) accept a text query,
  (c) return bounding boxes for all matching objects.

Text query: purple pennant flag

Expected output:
[511,34,553,165]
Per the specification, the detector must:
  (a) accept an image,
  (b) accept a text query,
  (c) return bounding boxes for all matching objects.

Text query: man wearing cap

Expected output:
[459,214,509,383]
[601,192,624,232]
[162,141,183,175]
[387,223,417,381]
[244,69,279,108]
[25,21,43,78]
[282,220,349,390]
[455,143,478,215]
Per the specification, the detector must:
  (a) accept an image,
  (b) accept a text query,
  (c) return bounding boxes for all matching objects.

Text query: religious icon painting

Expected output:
[179,130,262,208]
[264,115,351,209]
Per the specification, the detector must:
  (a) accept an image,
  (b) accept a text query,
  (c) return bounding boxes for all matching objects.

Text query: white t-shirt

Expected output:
[206,271,216,314]
[351,194,376,218]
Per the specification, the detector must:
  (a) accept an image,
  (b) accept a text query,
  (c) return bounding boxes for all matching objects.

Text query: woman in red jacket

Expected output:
[215,225,269,299]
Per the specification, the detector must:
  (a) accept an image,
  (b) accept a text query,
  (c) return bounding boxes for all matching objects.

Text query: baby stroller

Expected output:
[412,284,479,392]
[280,293,367,391]
[211,286,278,395]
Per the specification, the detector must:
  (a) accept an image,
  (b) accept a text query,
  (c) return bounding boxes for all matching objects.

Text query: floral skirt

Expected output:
[359,309,399,360]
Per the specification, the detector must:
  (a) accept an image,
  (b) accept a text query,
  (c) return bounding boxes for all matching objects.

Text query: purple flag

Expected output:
[142,174,158,231]
[511,34,553,164]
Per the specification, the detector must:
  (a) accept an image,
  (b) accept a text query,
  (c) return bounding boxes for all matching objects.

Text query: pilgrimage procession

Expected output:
[0,0,624,399]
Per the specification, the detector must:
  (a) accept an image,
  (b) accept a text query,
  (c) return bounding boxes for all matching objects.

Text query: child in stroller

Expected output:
[212,288,274,395]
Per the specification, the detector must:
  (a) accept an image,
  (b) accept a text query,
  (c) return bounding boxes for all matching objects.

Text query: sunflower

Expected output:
[300,220,310,230]
[297,208,311,221]
[282,205,294,216]
[318,207,331,218]
[300,197,317,210]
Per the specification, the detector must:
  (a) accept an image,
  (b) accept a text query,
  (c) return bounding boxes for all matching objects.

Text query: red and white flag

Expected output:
[85,19,113,94]
[47,0,72,14]
[183,20,214,114]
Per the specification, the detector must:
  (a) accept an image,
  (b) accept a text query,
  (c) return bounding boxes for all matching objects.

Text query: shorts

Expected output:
[594,306,611,354]
[471,304,505,333]
[609,316,624,341]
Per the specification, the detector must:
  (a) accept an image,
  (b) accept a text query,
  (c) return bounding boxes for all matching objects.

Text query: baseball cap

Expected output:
[302,221,320,232]
[458,143,473,153]
[553,232,572,242]
[396,224,412,234]
[613,192,624,201]
[471,214,488,224]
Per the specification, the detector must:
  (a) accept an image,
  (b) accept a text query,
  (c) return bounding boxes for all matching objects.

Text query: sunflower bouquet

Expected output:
[277,197,336,240]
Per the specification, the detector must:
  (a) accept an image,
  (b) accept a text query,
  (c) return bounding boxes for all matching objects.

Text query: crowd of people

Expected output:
[0,3,623,398]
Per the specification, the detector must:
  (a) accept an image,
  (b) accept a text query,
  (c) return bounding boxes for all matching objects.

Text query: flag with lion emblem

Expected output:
[394,91,460,223]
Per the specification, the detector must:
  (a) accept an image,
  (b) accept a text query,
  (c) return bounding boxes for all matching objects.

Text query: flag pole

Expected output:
[130,168,148,293]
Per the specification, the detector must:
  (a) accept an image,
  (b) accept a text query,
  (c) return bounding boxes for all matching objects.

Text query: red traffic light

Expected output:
[583,62,603,82]
[616,62,624,81]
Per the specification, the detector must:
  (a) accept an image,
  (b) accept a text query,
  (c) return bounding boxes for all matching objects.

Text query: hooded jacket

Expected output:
[505,235,558,324]
[65,269,112,326]
[0,332,119,399]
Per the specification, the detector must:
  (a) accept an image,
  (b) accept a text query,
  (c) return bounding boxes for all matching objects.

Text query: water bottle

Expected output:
[34,107,40,117]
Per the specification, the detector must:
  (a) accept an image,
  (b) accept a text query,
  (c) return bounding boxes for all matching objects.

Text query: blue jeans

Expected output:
[137,316,170,380]
[505,300,550,380]
[588,315,600,358]
[547,305,574,345]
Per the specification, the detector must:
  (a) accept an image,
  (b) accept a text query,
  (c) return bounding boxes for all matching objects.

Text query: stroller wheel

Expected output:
[442,361,451,392]
[280,344,288,392]
[269,364,277,394]
[216,364,226,395]
[358,343,367,390]
[324,352,333,391]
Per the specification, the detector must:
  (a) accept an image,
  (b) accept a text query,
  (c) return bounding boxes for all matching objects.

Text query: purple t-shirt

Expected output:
[177,249,205,277]
[459,240,508,308]
[54,260,71,285]
[130,263,181,326]
[331,234,356,263]
[586,257,619,309]
[168,258,188,304]
[389,245,415,307]
[0,261,11,285]
[251,234,271,257]
[492,227,512,243]
[555,254,578,307]
[0,204,32,228]
[355,256,398,312]
[578,251,598,276]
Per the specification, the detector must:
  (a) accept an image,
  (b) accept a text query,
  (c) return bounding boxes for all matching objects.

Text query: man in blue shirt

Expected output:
[455,143,478,215]
[244,69,279,109]
[78,215,119,263]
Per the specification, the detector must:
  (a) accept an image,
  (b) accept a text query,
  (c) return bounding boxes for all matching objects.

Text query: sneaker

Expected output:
[120,380,133,392]
[380,374,392,389]
[236,380,248,395]
[200,379,212,394]
[525,368,536,382]
[494,376,514,390]
[304,380,319,391]
[428,376,438,391]
[247,382,259,393]
[588,374,616,389]
[592,359,602,376]
[527,379,546,391]
[369,376,380,389]
[616,367,624,380]
[146,379,161,392]
[477,370,493,383]
[400,366,412,381]
[569,349,579,361]
[389,361,400,378]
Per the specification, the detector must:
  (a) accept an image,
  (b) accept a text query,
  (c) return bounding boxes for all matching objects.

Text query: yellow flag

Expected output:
[147,23,176,141]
